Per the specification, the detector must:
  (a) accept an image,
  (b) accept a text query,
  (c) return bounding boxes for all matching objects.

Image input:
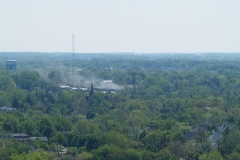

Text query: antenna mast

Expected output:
[72,35,75,87]
[72,35,74,60]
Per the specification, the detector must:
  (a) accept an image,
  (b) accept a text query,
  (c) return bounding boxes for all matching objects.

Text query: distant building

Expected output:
[12,133,48,149]
[30,137,48,142]
[209,122,227,148]
[0,106,17,112]
[183,126,207,142]
[12,133,30,141]
[6,59,17,70]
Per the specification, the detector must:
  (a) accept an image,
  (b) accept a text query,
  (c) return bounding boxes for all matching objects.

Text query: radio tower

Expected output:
[72,35,74,60]
[72,35,75,87]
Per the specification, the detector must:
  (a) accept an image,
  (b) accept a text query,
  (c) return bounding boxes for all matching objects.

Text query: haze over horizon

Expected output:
[1,1,240,53]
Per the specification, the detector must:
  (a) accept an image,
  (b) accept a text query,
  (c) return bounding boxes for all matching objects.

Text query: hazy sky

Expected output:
[1,0,240,53]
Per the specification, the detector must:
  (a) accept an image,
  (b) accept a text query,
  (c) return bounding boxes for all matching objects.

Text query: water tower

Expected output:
[6,59,17,70]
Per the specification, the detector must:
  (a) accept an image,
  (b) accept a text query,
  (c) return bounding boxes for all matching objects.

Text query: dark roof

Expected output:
[12,133,29,137]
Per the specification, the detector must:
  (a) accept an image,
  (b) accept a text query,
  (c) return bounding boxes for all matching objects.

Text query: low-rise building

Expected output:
[30,137,48,142]
[0,106,17,112]
[12,133,48,149]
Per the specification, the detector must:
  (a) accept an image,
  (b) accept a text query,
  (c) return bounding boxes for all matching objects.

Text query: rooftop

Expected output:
[30,137,48,142]
[12,133,29,137]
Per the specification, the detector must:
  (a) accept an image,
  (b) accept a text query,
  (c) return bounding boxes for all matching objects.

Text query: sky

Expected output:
[1,0,240,53]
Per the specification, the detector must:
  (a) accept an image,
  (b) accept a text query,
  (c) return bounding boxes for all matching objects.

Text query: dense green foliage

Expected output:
[1,53,240,159]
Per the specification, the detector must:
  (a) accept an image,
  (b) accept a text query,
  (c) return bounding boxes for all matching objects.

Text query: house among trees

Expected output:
[183,123,228,149]
[208,122,227,148]
[0,106,17,112]
[183,126,207,142]
[30,137,48,142]
[12,133,30,141]
[12,133,48,149]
